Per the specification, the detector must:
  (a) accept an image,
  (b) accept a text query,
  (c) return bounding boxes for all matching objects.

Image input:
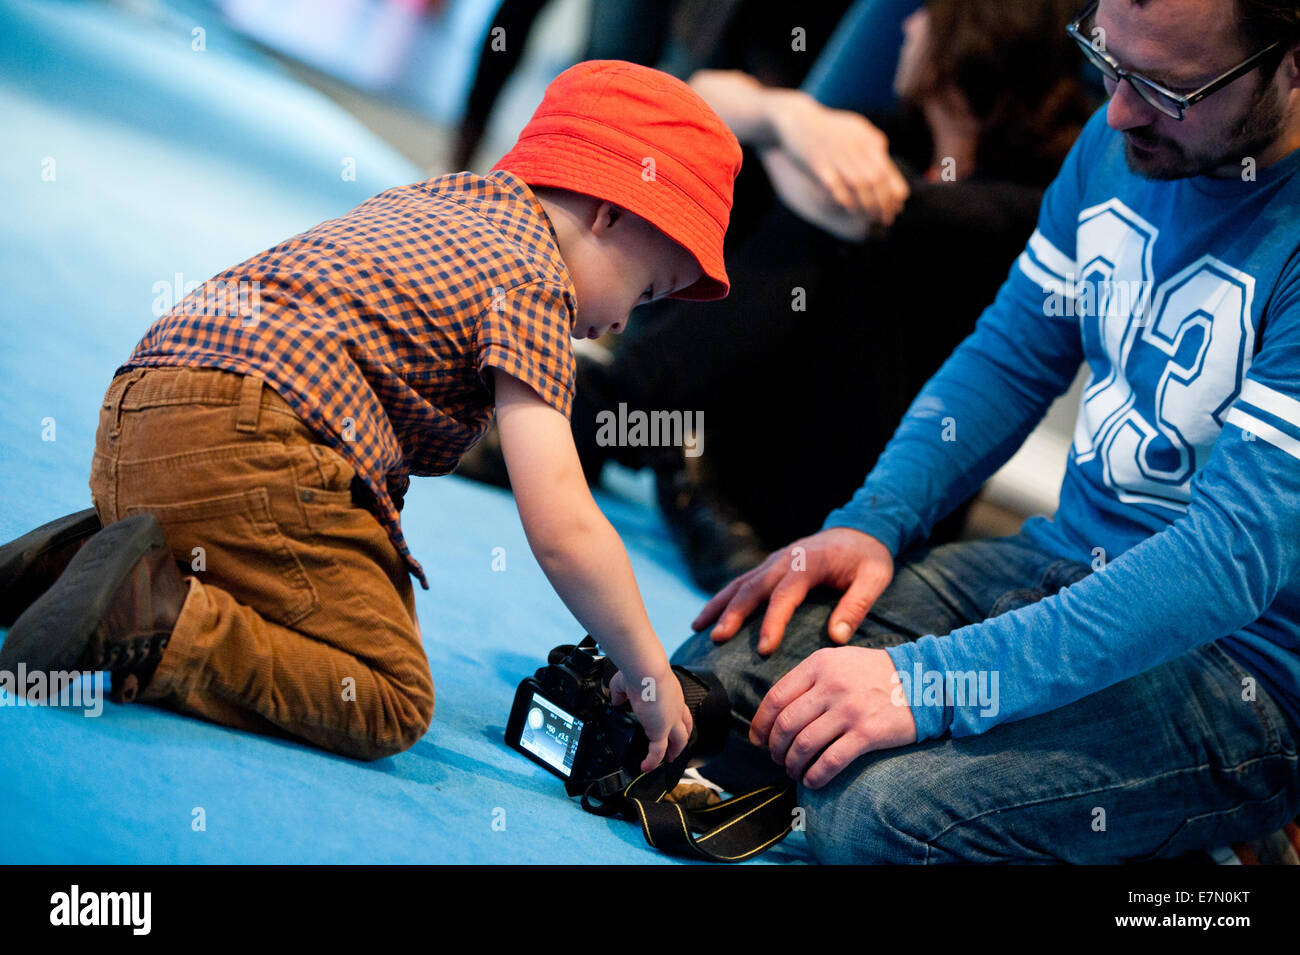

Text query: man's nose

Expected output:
[1106,78,1160,131]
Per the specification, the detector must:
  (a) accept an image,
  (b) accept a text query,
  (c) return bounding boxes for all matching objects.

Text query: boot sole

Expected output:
[0,508,102,627]
[0,515,167,681]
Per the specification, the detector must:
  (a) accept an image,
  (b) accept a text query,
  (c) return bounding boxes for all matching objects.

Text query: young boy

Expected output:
[0,60,743,767]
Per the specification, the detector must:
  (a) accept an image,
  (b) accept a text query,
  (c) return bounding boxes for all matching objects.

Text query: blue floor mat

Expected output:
[0,0,809,863]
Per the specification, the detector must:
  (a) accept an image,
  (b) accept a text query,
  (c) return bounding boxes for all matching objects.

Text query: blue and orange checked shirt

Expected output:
[119,171,580,588]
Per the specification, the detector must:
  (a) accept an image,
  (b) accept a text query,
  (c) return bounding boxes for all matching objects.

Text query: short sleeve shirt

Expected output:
[119,171,580,588]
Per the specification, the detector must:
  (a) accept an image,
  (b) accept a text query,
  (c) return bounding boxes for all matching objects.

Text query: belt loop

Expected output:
[108,369,146,438]
[236,374,264,433]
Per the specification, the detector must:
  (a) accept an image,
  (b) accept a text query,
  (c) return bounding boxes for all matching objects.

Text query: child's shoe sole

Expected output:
[0,515,167,680]
[0,508,101,627]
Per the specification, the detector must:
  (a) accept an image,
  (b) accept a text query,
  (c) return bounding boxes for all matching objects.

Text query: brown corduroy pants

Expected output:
[88,366,434,760]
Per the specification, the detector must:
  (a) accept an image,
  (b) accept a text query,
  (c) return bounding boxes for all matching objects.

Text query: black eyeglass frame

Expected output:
[1067,0,1284,120]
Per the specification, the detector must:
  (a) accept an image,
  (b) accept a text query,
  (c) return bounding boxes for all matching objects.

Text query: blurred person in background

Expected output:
[459,0,1095,592]
[453,0,851,171]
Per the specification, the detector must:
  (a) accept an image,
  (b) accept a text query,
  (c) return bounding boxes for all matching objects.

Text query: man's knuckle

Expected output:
[817,750,846,775]
[772,710,799,736]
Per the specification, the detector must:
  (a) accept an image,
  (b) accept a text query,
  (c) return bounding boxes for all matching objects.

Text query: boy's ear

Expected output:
[589,200,623,236]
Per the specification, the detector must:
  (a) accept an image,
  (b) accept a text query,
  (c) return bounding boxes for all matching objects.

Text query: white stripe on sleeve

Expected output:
[1226,407,1300,461]
[1028,229,1075,280]
[1237,378,1300,431]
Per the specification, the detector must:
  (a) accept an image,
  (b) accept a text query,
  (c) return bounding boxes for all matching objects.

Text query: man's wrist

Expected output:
[884,640,949,742]
[821,513,902,559]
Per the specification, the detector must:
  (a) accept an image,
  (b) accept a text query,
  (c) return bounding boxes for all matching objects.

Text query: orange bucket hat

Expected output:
[492,60,743,301]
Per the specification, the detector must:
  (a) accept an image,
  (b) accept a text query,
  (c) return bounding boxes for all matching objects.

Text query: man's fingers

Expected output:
[709,562,784,641]
[800,731,871,790]
[692,572,748,633]
[827,562,891,643]
[765,689,829,767]
[749,658,818,747]
[756,573,814,655]
[783,711,848,781]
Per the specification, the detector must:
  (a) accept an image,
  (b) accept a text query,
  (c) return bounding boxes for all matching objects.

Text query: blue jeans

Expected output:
[672,533,1300,863]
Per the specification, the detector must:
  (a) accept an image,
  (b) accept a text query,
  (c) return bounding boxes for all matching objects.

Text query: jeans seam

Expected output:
[924,750,1299,848]
[1133,782,1297,862]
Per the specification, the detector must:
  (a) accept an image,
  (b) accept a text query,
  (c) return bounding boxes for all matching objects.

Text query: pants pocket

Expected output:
[124,487,319,627]
[297,442,357,506]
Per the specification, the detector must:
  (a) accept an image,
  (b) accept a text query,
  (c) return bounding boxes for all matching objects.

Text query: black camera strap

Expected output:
[576,755,798,863]
[532,643,795,861]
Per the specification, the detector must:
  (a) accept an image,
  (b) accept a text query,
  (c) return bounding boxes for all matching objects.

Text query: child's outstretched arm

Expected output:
[492,370,693,771]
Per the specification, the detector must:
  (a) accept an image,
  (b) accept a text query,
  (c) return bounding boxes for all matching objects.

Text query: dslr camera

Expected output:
[505,636,730,792]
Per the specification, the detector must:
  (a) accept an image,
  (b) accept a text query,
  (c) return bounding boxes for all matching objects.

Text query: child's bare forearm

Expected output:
[493,371,671,683]
[526,503,669,682]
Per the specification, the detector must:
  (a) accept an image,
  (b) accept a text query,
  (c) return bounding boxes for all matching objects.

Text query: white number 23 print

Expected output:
[1069,199,1257,511]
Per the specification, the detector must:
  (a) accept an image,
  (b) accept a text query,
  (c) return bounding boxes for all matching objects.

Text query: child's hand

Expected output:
[609,666,694,773]
[494,371,695,773]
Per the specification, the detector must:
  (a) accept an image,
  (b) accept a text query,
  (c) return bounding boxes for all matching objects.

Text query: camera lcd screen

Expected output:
[518,691,584,777]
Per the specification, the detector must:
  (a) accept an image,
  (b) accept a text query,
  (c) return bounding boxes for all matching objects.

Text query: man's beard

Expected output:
[1123,82,1286,180]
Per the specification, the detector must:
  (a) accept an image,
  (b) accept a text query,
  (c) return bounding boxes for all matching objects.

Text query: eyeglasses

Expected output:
[1067,0,1283,120]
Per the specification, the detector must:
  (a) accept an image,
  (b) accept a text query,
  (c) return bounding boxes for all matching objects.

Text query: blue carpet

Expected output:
[0,0,811,863]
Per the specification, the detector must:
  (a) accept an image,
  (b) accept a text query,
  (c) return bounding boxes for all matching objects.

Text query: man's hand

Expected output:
[750,646,917,789]
[692,527,895,655]
[610,667,694,772]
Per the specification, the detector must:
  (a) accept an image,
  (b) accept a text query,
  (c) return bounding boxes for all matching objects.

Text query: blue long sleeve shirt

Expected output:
[823,107,1300,742]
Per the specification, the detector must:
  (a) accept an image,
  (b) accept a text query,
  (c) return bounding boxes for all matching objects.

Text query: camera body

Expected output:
[505,636,729,788]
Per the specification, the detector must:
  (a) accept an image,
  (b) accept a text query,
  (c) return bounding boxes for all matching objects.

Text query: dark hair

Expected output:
[1125,1,1300,57]
[920,0,1096,185]
[1237,0,1300,54]
[1124,0,1297,87]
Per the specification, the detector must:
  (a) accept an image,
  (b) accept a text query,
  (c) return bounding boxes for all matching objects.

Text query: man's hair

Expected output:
[1129,1,1300,53]
[1238,0,1300,53]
